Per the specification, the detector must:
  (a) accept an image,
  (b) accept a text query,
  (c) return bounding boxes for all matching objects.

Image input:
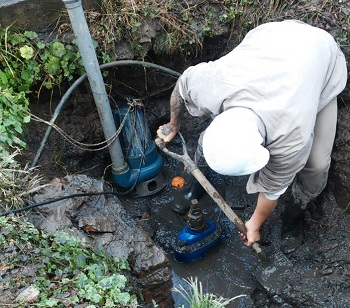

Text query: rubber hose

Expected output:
[31,60,181,168]
[0,192,121,217]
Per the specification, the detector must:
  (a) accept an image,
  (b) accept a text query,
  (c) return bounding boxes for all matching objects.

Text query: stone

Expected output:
[16,286,40,304]
[78,216,115,233]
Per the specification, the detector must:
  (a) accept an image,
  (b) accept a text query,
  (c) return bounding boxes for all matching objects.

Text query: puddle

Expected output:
[120,137,267,307]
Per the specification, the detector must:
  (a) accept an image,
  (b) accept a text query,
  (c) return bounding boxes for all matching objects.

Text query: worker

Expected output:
[156,20,348,251]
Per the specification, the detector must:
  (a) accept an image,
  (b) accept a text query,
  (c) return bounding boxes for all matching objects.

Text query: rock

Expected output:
[137,212,158,238]
[16,285,40,304]
[78,216,116,233]
[29,175,174,307]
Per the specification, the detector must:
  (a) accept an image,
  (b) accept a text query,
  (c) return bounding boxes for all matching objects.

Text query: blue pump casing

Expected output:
[112,103,163,188]
[174,220,221,263]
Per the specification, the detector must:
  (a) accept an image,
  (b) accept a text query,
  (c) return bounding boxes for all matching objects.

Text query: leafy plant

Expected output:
[173,277,246,308]
[0,88,30,147]
[0,26,83,149]
[0,216,138,307]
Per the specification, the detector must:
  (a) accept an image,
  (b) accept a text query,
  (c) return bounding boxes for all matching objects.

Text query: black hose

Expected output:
[0,192,121,217]
[31,60,181,168]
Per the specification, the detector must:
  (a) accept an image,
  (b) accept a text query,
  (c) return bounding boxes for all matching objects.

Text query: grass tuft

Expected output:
[173,276,246,308]
[0,149,44,212]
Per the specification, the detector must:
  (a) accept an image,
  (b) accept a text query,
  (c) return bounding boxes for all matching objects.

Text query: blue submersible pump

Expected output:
[174,199,221,263]
[155,135,222,263]
[61,0,166,197]
[112,98,165,196]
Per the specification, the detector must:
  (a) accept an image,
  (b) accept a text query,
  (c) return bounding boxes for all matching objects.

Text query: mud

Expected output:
[130,132,350,307]
[21,88,350,307]
[115,94,350,307]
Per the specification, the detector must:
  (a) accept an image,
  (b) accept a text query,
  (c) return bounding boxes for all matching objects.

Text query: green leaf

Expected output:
[37,41,46,49]
[20,45,34,60]
[24,31,38,39]
[22,115,31,123]
[13,122,23,134]
[75,253,87,268]
[91,293,102,303]
[21,70,33,84]
[0,71,8,86]
[51,41,66,58]
[115,292,131,304]
[9,33,26,45]
[43,79,53,89]
[42,298,58,307]
[44,56,61,75]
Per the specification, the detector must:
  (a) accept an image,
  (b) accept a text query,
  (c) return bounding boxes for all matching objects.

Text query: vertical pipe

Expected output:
[62,0,128,176]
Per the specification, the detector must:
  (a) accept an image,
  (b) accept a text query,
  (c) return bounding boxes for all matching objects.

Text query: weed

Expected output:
[0,26,83,149]
[173,276,246,308]
[0,216,138,307]
[0,149,43,212]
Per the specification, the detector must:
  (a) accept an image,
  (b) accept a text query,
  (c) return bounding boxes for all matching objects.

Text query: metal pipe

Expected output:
[62,0,128,176]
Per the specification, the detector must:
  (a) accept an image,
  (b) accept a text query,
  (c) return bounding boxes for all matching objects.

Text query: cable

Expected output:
[31,60,181,168]
[0,191,122,217]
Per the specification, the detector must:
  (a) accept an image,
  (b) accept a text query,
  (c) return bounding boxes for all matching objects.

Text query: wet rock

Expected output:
[78,216,115,233]
[15,285,40,304]
[138,267,172,287]
[137,212,158,238]
[143,280,174,308]
[131,241,170,275]
[29,174,174,307]
[31,175,109,233]
[114,40,135,59]
[100,233,132,261]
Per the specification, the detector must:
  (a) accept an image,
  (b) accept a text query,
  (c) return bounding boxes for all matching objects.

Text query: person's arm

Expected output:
[157,81,186,143]
[240,192,277,246]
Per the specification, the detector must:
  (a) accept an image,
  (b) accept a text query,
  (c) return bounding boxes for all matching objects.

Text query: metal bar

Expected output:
[62,0,128,175]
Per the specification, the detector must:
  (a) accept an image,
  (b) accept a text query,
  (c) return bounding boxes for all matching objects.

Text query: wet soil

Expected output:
[116,96,350,307]
[18,87,350,307]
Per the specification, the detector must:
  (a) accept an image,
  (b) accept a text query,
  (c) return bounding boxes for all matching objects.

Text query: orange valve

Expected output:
[171,176,186,189]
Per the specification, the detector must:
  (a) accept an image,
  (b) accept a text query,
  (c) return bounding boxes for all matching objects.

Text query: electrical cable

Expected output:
[31,60,181,168]
[0,191,121,217]
[27,60,180,197]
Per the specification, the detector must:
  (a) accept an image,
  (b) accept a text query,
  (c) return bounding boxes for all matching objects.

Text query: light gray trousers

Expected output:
[293,98,338,207]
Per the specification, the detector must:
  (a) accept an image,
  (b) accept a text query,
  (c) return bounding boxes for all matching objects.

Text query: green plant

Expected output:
[0,88,30,147]
[173,277,245,308]
[0,216,138,307]
[0,26,83,149]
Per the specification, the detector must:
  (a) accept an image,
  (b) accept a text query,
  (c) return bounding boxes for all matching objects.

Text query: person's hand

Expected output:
[239,219,261,247]
[157,122,179,143]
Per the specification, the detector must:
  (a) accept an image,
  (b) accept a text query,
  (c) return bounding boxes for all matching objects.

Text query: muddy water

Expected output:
[26,90,350,306]
[120,136,270,307]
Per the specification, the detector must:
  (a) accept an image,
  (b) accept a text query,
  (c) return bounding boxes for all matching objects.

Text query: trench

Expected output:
[118,97,263,307]
[26,85,276,306]
[116,94,302,307]
[24,62,350,307]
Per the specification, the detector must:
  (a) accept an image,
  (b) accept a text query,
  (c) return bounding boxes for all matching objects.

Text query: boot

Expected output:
[280,199,306,254]
[171,180,206,214]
